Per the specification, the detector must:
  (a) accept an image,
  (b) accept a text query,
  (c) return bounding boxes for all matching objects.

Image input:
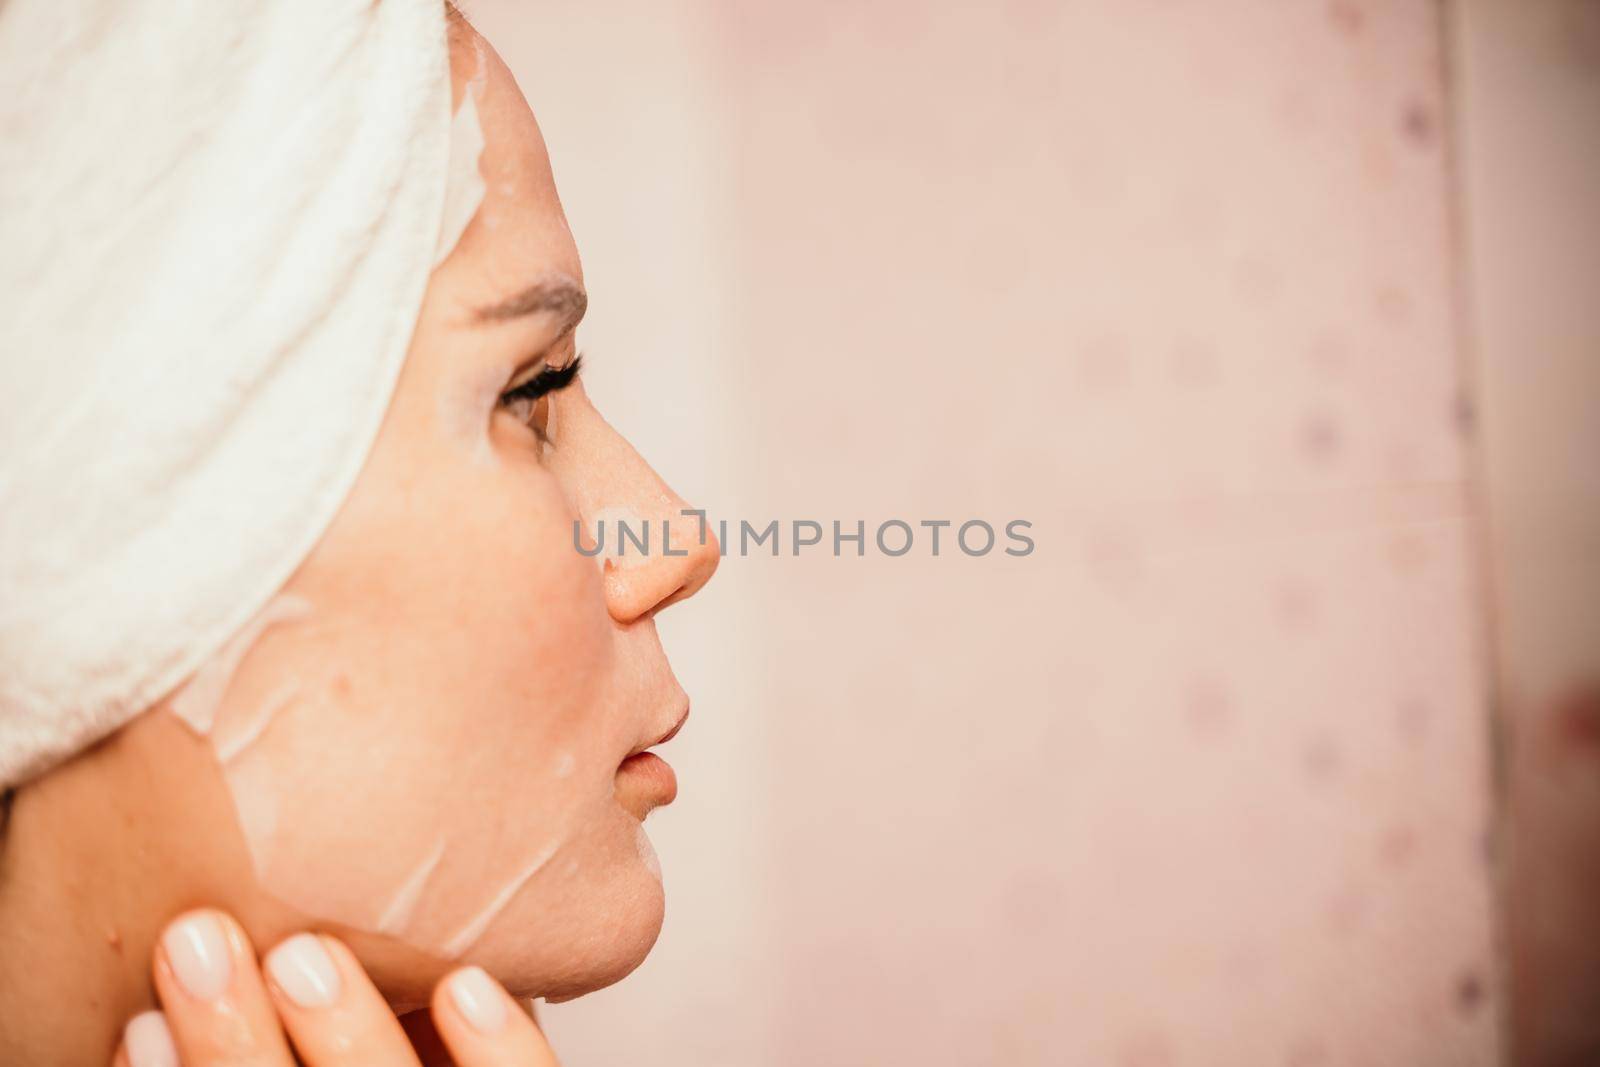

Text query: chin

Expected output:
[481,856,668,1002]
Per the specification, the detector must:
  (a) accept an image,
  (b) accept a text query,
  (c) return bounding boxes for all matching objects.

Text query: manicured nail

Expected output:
[450,966,508,1034]
[162,911,232,1001]
[266,933,342,1008]
[124,1011,179,1067]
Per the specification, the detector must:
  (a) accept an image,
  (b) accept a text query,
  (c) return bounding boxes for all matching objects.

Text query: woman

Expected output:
[0,3,718,1063]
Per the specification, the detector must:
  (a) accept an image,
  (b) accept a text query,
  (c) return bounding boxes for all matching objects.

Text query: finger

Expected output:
[262,933,421,1067]
[113,1011,177,1067]
[153,908,296,1065]
[430,967,560,1067]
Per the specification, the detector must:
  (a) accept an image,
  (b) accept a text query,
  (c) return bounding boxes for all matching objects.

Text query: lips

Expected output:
[614,705,688,820]
[654,707,688,745]
[615,751,677,819]
[627,704,689,759]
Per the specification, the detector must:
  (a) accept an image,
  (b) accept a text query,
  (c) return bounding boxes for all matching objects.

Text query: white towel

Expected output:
[0,0,454,788]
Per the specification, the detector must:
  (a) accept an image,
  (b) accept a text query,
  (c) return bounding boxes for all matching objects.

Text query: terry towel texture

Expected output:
[0,0,454,788]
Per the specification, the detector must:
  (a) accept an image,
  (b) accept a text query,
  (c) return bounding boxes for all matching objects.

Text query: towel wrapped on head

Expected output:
[0,0,457,789]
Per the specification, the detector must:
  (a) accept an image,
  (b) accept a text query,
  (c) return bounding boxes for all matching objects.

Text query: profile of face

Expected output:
[123,16,719,1006]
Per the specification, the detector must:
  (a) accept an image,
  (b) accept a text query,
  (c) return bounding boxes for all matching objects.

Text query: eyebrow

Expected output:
[474,280,588,337]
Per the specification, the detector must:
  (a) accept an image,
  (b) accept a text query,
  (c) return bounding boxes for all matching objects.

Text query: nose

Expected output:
[553,386,720,624]
[602,505,720,623]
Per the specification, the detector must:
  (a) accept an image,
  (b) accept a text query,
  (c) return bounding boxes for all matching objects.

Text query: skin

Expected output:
[107,908,563,1067]
[0,13,718,1064]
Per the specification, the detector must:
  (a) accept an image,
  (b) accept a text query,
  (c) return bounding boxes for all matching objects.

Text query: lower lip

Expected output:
[616,751,678,808]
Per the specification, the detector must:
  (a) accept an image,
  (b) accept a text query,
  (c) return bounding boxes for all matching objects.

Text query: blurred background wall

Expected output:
[1453,1,1600,1063]
[470,1,1597,1063]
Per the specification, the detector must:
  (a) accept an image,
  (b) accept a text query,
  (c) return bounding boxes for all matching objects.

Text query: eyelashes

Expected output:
[499,353,583,431]
[501,352,583,406]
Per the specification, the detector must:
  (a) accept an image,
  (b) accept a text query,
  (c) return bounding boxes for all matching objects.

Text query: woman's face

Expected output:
[161,19,719,1001]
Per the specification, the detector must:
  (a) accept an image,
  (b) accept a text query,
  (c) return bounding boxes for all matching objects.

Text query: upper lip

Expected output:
[627,704,689,759]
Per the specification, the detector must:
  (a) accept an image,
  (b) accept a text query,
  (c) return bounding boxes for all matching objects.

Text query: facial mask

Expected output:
[167,594,582,960]
[169,597,313,738]
[431,53,505,465]
[375,839,446,936]
[635,823,661,884]
[433,77,486,267]
[161,72,574,961]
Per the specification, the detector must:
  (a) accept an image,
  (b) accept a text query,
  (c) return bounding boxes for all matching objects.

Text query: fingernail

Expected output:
[162,911,233,1001]
[266,933,342,1009]
[124,1011,179,1067]
[450,966,508,1034]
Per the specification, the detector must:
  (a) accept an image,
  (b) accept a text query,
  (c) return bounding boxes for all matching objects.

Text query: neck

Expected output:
[0,714,260,1064]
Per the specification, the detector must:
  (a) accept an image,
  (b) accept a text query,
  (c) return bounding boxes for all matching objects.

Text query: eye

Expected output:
[499,353,583,436]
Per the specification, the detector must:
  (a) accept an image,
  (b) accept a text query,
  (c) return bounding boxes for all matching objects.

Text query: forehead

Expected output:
[445,18,583,291]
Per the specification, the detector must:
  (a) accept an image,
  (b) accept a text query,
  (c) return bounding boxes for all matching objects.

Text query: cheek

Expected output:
[161,459,639,968]
[314,428,617,753]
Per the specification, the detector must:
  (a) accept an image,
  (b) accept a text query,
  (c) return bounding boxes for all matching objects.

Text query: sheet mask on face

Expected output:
[2,0,688,994]
[162,71,581,963]
[168,597,312,739]
[170,584,594,962]
[434,45,487,269]
[635,823,662,884]
[431,48,502,465]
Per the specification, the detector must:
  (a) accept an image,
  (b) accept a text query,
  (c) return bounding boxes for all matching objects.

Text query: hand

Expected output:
[113,908,560,1066]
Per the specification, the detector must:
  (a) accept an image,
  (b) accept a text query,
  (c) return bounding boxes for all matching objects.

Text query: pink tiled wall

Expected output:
[466,1,1553,1063]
